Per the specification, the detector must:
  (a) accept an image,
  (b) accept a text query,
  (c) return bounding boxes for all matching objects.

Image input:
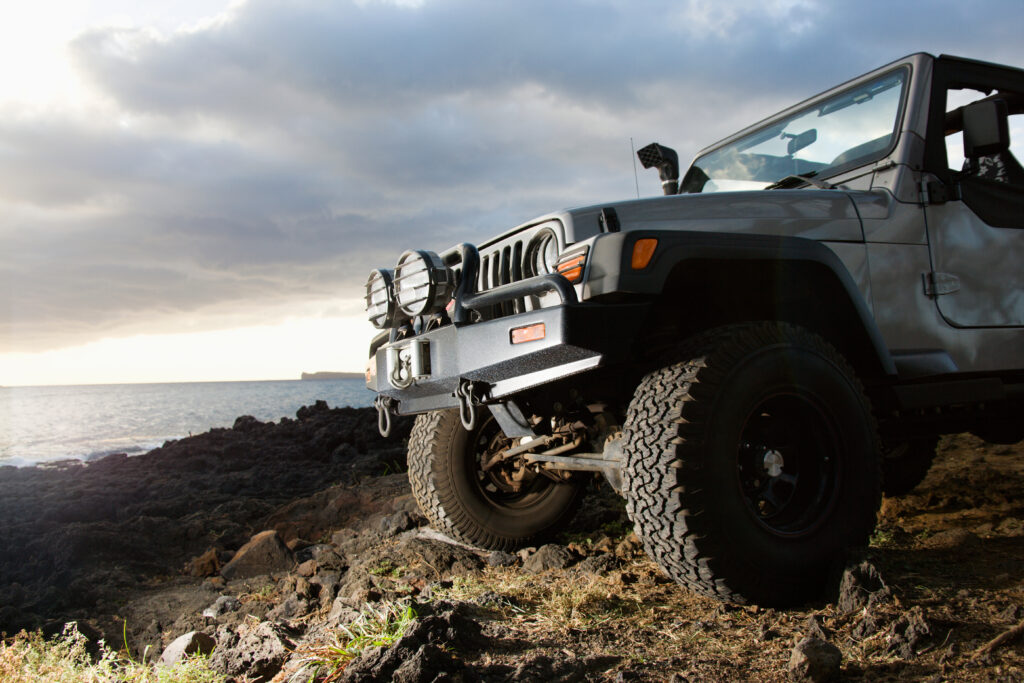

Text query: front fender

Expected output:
[584,230,897,376]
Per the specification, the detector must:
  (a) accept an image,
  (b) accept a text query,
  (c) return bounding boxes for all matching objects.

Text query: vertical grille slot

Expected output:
[511,241,523,282]
[511,241,524,313]
[500,246,512,285]
[479,254,490,291]
[499,246,512,315]
[473,233,543,320]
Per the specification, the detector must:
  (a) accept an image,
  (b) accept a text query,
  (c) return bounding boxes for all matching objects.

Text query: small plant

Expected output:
[297,602,417,681]
[599,519,633,539]
[368,560,404,578]
[870,526,896,547]
[380,459,408,476]
[240,583,276,605]
[0,623,224,682]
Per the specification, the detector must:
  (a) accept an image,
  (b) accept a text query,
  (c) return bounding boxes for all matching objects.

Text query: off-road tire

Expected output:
[408,409,582,551]
[882,438,938,497]
[622,322,881,606]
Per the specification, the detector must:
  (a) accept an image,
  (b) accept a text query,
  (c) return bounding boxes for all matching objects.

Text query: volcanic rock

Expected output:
[158,630,216,666]
[221,530,292,580]
[185,548,220,577]
[211,619,294,682]
[788,636,841,681]
[522,544,575,573]
[837,560,889,613]
[202,595,241,619]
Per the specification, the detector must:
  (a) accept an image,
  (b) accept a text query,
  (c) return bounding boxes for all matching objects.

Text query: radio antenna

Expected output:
[630,137,640,198]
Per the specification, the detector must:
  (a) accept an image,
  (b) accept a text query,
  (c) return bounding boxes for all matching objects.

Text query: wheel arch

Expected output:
[613,233,896,379]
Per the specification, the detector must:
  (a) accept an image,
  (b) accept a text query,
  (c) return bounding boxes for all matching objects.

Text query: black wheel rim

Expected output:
[735,392,841,537]
[466,416,555,510]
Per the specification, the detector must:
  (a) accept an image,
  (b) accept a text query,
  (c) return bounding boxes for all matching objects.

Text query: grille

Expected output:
[477,239,526,317]
[444,222,561,322]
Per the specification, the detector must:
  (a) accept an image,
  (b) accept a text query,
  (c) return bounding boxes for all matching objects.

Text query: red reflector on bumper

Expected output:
[511,323,546,344]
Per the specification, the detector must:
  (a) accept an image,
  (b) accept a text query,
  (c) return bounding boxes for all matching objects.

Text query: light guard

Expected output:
[394,250,455,317]
[365,268,398,329]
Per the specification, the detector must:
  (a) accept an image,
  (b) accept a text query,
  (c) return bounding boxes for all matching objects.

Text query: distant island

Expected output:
[300,371,363,381]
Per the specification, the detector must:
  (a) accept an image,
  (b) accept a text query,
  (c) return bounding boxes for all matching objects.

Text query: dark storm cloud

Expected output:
[71,1,1024,118]
[3,0,1024,352]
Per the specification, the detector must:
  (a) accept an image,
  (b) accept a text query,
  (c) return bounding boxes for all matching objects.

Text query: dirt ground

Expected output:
[2,407,1022,681]
[422,432,1024,681]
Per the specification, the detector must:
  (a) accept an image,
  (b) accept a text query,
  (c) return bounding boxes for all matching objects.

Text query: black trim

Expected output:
[893,377,1004,409]
[588,230,897,376]
[957,176,1024,229]
[892,350,958,379]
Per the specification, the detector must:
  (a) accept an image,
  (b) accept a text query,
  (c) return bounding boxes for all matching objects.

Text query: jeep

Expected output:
[363,53,1024,606]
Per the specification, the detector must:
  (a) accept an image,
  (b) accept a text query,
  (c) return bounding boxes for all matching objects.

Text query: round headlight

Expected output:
[365,268,397,329]
[393,250,455,317]
[526,230,559,277]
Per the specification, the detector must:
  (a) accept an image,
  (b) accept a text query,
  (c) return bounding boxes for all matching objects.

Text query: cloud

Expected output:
[2,0,1024,353]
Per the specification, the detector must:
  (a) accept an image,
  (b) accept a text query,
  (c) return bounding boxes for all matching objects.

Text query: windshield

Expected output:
[684,69,907,193]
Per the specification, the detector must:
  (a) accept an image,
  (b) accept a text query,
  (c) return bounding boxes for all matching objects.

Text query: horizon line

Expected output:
[1,374,365,389]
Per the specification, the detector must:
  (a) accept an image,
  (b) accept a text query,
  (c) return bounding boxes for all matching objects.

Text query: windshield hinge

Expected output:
[599,207,621,233]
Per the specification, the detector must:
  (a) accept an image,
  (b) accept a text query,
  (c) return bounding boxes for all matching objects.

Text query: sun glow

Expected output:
[0,2,234,109]
[0,314,374,387]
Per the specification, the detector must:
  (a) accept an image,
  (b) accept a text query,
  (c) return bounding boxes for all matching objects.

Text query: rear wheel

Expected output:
[622,323,881,606]
[882,438,938,497]
[408,409,582,551]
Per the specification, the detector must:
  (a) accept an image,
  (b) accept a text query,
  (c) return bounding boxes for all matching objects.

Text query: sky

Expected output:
[1,0,1023,386]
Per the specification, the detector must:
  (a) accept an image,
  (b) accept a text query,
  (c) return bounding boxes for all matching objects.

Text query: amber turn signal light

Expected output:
[511,323,546,344]
[631,238,658,269]
[556,253,587,283]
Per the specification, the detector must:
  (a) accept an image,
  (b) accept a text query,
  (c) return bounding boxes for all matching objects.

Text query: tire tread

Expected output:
[621,322,881,604]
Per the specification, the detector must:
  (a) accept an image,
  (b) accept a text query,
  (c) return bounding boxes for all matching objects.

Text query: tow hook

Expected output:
[375,395,396,437]
[456,380,479,431]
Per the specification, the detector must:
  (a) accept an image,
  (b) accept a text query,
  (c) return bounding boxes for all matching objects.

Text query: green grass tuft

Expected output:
[297,602,417,682]
[0,623,224,682]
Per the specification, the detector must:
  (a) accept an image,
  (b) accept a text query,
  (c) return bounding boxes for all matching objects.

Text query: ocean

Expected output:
[0,379,373,467]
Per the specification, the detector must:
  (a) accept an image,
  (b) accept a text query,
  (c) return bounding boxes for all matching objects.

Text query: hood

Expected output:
[558,189,865,244]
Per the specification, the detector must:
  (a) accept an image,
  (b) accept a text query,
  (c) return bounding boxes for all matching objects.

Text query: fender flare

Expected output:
[585,230,897,376]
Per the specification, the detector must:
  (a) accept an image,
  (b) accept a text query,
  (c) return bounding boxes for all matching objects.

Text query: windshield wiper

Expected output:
[765,171,835,190]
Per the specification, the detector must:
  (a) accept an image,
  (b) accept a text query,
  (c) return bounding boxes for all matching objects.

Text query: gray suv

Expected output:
[363,53,1023,606]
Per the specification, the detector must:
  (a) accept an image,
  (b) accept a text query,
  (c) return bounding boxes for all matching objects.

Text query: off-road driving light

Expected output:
[393,249,455,318]
[365,268,398,329]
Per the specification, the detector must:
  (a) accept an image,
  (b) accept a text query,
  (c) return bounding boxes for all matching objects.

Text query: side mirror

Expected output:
[963,98,1010,160]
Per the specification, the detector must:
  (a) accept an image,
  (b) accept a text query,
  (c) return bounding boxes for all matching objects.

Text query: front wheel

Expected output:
[622,323,881,606]
[408,409,583,551]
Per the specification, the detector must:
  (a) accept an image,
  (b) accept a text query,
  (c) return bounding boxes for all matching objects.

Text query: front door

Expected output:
[924,63,1024,328]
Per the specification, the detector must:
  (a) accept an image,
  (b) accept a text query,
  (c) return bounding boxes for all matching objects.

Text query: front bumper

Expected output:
[367,290,646,416]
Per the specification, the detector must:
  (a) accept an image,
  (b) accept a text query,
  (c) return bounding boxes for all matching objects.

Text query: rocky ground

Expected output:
[1,402,1022,681]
